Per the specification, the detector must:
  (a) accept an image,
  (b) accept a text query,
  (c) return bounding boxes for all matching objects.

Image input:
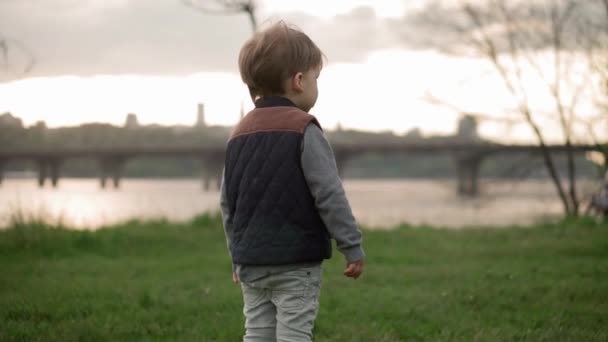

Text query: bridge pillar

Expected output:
[0,159,4,186]
[49,159,62,188]
[36,160,48,188]
[201,167,211,191]
[99,157,126,189]
[200,154,224,191]
[200,158,211,191]
[36,158,64,188]
[456,156,483,197]
[216,166,223,191]
[333,150,352,179]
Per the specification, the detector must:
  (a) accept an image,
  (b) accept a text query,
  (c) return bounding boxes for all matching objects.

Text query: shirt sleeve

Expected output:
[300,123,365,263]
[219,169,236,272]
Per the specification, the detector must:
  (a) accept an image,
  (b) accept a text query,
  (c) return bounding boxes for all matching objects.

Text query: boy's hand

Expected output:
[232,271,240,284]
[344,257,364,279]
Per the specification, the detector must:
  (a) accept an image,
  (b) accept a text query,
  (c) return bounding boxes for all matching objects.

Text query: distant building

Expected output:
[0,112,24,128]
[196,103,207,128]
[125,113,139,129]
[30,120,47,132]
[30,120,48,142]
[32,120,47,130]
[404,128,422,140]
[457,114,479,141]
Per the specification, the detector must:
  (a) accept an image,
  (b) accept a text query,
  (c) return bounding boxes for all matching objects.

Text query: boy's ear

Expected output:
[290,72,305,93]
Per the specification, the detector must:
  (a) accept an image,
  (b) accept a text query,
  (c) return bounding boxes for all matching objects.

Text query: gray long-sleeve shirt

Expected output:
[220,123,364,282]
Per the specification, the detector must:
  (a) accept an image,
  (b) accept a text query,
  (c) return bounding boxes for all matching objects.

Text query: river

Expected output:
[0,178,598,229]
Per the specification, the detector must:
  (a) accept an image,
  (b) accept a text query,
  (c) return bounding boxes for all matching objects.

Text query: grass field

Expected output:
[1,215,607,341]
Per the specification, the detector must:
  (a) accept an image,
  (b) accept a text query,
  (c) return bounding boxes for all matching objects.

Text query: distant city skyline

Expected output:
[0,106,432,139]
[0,107,465,138]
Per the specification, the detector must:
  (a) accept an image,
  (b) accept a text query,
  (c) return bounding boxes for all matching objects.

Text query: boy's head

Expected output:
[239,21,324,112]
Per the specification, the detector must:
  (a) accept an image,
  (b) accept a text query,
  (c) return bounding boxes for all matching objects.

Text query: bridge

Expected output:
[0,142,603,195]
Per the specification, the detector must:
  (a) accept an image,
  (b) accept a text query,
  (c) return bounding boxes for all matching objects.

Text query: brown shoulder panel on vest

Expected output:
[229,106,321,140]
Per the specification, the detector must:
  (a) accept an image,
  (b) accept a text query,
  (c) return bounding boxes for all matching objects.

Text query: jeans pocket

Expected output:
[241,282,266,309]
[272,270,311,310]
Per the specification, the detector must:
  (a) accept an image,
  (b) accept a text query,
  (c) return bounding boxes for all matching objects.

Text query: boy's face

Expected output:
[287,65,321,112]
[300,65,321,112]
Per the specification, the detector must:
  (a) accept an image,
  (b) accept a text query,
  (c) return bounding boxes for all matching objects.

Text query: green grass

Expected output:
[1,215,607,341]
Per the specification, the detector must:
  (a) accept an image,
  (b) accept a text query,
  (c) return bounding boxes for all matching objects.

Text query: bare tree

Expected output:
[182,0,257,33]
[416,0,608,217]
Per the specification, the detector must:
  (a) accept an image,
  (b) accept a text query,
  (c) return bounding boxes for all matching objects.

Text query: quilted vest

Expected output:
[224,99,332,265]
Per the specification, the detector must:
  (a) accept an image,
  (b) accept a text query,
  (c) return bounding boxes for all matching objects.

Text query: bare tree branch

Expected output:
[0,34,35,77]
[546,0,580,214]
[182,0,257,33]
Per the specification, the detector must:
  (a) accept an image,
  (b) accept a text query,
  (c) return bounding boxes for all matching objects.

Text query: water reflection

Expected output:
[0,178,597,229]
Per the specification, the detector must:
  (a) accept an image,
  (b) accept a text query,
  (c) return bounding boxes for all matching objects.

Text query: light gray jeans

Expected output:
[240,264,322,342]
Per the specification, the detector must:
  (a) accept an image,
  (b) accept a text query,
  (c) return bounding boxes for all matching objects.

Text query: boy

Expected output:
[220,21,364,342]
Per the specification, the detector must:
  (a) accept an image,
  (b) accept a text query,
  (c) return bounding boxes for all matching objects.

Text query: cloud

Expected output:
[0,0,252,80]
[276,6,402,63]
[391,0,608,54]
[3,0,605,81]
[0,0,404,80]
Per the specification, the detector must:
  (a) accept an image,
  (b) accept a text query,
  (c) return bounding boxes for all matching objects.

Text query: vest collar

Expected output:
[254,96,297,108]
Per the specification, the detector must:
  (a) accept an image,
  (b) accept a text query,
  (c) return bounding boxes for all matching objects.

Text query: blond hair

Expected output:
[238,21,324,100]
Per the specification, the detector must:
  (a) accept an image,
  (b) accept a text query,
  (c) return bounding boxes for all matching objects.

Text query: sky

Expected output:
[0,0,606,143]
